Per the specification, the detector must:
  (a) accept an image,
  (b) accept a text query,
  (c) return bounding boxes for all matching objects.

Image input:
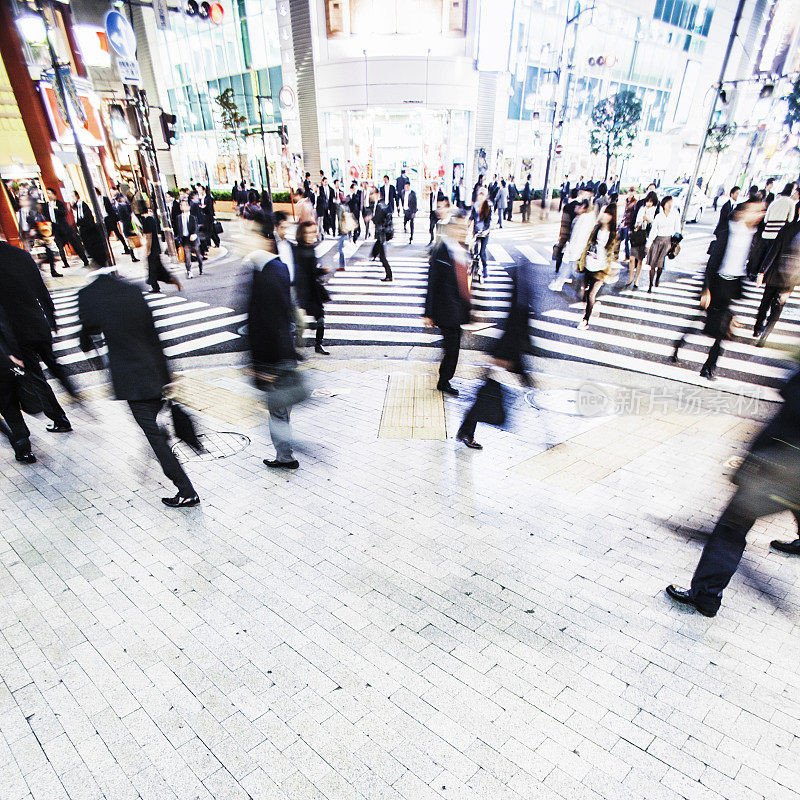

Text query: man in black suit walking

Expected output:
[45,187,89,268]
[176,198,203,278]
[379,175,397,214]
[0,305,35,463]
[403,184,418,243]
[77,268,199,507]
[198,186,219,249]
[96,187,135,258]
[396,170,409,217]
[424,211,470,397]
[428,183,447,245]
[713,186,740,238]
[0,242,75,433]
[348,181,362,242]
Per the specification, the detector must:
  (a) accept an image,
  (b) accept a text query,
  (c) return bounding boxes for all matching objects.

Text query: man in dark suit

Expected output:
[371,189,393,282]
[520,175,532,223]
[0,305,35,463]
[0,242,75,433]
[77,269,199,507]
[72,191,108,266]
[348,181,362,242]
[247,240,300,469]
[428,183,446,245]
[96,188,134,258]
[403,184,418,243]
[395,170,409,217]
[424,211,470,397]
[316,178,333,237]
[379,175,397,214]
[45,188,89,268]
[176,198,203,278]
[713,186,740,238]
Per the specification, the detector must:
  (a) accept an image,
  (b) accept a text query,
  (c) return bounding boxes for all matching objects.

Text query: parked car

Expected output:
[660,185,709,223]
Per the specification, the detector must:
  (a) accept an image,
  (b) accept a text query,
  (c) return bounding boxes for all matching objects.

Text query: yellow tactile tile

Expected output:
[378,373,447,440]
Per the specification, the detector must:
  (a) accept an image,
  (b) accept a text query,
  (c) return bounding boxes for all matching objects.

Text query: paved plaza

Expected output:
[1,356,800,800]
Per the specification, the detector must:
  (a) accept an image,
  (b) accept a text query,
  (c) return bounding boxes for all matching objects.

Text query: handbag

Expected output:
[169,400,204,453]
[128,233,143,249]
[213,221,223,234]
[266,368,310,413]
[13,368,44,416]
[630,228,647,247]
[584,254,604,272]
[472,377,507,427]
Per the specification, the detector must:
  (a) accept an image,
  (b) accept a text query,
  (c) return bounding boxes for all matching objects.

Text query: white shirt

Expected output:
[634,204,656,229]
[276,237,295,284]
[763,195,795,239]
[719,221,755,278]
[181,212,190,236]
[647,208,679,247]
[48,200,57,221]
[75,202,82,221]
[563,211,596,262]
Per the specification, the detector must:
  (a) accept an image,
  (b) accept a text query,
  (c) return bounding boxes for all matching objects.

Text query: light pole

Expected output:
[541,1,595,214]
[681,0,746,228]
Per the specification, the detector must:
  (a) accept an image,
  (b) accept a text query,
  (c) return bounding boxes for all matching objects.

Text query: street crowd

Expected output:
[1,165,800,618]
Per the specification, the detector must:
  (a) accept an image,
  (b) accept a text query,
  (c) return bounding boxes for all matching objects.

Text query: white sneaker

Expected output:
[548,279,563,291]
[187,271,194,279]
[577,319,588,330]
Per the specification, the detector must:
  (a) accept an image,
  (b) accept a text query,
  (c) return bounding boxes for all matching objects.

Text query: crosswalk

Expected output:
[526,274,798,400]
[50,289,246,365]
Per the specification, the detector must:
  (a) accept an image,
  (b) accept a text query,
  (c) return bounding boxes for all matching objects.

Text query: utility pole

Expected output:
[254,94,273,214]
[681,0,747,228]
[40,0,114,265]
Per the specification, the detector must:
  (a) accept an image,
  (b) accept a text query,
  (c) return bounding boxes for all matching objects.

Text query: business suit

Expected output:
[380,183,397,214]
[428,189,445,244]
[371,202,392,280]
[404,189,418,241]
[46,197,88,267]
[199,193,218,248]
[348,189,362,241]
[713,198,735,238]
[425,240,470,390]
[395,174,409,215]
[248,252,298,463]
[753,221,800,341]
[100,194,133,255]
[0,306,31,459]
[176,211,203,276]
[78,273,195,498]
[520,182,532,222]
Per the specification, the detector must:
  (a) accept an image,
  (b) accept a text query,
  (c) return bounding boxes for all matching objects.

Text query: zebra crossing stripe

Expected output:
[163,331,239,357]
[488,244,514,263]
[517,245,552,266]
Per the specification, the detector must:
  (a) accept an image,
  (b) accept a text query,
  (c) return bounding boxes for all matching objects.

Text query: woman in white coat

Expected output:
[646,195,679,292]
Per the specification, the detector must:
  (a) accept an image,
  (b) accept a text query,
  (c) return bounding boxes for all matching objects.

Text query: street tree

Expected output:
[589,90,642,181]
[703,122,736,190]
[215,87,247,182]
[785,76,800,132]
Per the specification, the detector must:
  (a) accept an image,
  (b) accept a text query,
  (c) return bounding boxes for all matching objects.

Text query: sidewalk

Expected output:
[2,355,798,800]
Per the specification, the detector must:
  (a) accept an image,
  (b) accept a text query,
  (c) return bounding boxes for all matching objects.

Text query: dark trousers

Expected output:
[19,341,73,423]
[703,276,740,373]
[497,207,504,227]
[690,486,800,613]
[0,377,31,456]
[521,201,531,223]
[371,239,392,279]
[128,398,195,496]
[57,227,89,267]
[754,285,790,334]
[208,221,220,247]
[406,216,414,241]
[504,204,513,221]
[458,403,479,439]
[554,243,565,273]
[583,273,603,321]
[147,253,175,292]
[437,326,461,387]
[105,217,132,254]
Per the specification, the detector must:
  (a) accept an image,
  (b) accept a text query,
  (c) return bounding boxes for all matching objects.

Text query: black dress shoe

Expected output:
[752,326,764,338]
[15,452,36,464]
[456,433,483,450]
[770,538,800,555]
[263,458,299,469]
[50,272,63,278]
[381,277,393,282]
[314,345,330,355]
[46,421,72,433]
[437,383,459,397]
[699,366,716,381]
[131,256,140,263]
[162,493,200,508]
[665,585,717,617]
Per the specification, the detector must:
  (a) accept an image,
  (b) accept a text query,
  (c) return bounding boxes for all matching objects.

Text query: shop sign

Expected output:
[153,0,170,30]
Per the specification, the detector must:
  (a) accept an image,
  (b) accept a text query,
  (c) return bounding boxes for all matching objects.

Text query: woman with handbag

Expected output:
[646,195,680,292]
[627,191,658,288]
[469,189,492,282]
[137,199,182,294]
[577,203,620,330]
[294,221,333,355]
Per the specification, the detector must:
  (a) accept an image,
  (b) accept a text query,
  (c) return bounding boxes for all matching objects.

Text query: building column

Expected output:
[289,0,321,176]
[0,1,62,194]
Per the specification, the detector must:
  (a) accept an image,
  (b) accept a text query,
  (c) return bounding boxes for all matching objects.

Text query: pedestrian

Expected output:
[199,185,219,249]
[379,175,397,214]
[627,190,657,288]
[520,174,532,222]
[763,178,775,207]
[747,182,795,278]
[549,199,594,292]
[423,211,471,397]
[316,178,330,236]
[137,199,182,294]
[469,188,492,282]
[506,176,518,220]
[0,305,35,463]
[77,267,199,507]
[363,185,376,240]
[371,188,393,282]
[752,217,800,346]
[645,195,679,292]
[176,198,203,278]
[428,182,446,245]
[619,188,637,262]
[117,194,142,262]
[97,188,136,261]
[403,183,417,243]
[698,199,765,379]
[336,203,353,271]
[30,202,62,277]
[667,367,800,616]
[348,181,362,242]
[713,186,740,239]
[0,241,75,434]
[554,188,579,274]
[495,179,508,228]
[576,203,619,329]
[246,237,302,470]
[45,187,89,269]
[294,220,332,355]
[396,169,409,217]
[593,182,611,214]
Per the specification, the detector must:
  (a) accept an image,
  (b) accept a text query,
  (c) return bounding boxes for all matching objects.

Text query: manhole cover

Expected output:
[311,387,351,398]
[525,387,617,417]
[173,431,250,462]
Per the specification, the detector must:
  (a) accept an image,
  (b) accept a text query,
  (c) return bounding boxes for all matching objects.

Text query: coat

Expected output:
[77,274,170,401]
[425,241,470,328]
[0,305,21,371]
[0,242,57,343]
[247,253,296,368]
[379,184,397,212]
[405,190,418,217]
[757,221,800,289]
[293,243,330,319]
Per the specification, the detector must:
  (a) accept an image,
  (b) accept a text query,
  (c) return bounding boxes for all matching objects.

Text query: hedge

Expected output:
[210,190,291,203]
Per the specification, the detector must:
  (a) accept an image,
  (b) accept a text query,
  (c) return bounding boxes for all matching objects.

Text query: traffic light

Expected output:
[185,1,223,23]
[160,111,178,148]
[588,54,617,68]
[278,124,288,145]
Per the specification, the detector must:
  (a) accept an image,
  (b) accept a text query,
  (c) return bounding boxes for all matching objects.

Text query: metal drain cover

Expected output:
[173,431,250,461]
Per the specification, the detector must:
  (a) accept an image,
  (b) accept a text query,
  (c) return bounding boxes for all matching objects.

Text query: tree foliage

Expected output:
[215,88,247,181]
[589,90,642,180]
[785,77,800,131]
[703,123,737,189]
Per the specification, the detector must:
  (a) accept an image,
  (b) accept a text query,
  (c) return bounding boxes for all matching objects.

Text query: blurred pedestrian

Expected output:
[747,182,795,279]
[294,221,332,355]
[549,199,593,292]
[0,306,35,463]
[646,195,679,292]
[428,182,446,245]
[371,188,393,282]
[77,267,199,507]
[424,211,471,397]
[137,199,182,294]
[403,183,417,243]
[554,188,579,274]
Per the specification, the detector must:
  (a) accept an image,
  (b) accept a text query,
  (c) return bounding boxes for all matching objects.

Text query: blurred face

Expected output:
[436,199,450,221]
[181,200,189,213]
[276,219,291,239]
[302,223,318,244]
[731,189,740,201]
[738,201,766,228]
[447,215,469,244]
[663,198,673,214]
[476,188,488,205]
[600,211,612,226]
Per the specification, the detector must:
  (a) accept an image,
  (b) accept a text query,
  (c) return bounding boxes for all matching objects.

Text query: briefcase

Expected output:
[13,369,44,416]
[169,400,204,453]
[214,221,223,234]
[472,377,507,427]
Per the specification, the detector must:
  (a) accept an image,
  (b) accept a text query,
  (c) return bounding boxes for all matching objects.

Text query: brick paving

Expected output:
[1,358,799,800]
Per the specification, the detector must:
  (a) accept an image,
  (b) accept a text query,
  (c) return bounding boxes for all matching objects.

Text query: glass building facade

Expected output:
[152,0,286,189]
